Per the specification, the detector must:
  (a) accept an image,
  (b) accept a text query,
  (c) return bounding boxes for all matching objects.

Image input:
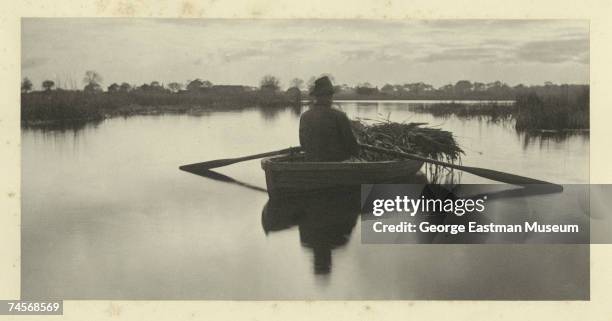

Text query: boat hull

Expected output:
[261,154,425,197]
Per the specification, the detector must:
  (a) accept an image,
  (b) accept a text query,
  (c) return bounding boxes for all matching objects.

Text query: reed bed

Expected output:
[514,91,589,131]
[351,120,464,182]
[408,102,515,122]
[21,90,295,123]
[407,90,589,132]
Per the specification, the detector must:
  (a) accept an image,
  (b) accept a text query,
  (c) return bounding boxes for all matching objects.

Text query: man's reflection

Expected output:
[262,187,361,275]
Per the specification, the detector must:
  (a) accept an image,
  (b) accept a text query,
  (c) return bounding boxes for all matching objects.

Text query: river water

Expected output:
[22,101,590,299]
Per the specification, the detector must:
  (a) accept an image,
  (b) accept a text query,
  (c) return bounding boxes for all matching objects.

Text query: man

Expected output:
[299,76,360,161]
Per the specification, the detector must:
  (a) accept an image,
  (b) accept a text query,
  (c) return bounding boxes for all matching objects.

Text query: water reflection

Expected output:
[290,104,304,116]
[518,130,590,149]
[261,174,431,276]
[22,119,102,133]
[260,180,568,276]
[22,102,589,148]
[257,106,290,121]
[179,168,267,193]
[21,105,590,298]
[262,188,361,275]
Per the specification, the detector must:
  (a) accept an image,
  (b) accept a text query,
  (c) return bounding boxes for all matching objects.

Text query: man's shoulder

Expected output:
[329,107,349,119]
[300,108,315,119]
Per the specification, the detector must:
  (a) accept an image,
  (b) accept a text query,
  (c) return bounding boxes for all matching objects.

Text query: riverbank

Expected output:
[21,89,589,133]
[21,90,297,123]
[20,103,299,132]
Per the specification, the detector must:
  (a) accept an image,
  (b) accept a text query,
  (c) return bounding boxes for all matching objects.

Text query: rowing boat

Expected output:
[261,153,424,197]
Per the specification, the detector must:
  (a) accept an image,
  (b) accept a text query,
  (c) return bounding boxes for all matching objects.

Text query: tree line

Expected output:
[21,70,587,101]
[20,71,286,94]
[20,70,589,131]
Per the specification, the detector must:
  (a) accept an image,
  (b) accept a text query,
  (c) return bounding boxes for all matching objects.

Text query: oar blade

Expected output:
[179,158,239,171]
[464,167,564,191]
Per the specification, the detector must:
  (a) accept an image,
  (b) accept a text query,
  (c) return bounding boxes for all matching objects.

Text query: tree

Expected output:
[260,75,280,92]
[421,83,434,92]
[83,70,103,93]
[21,77,33,93]
[84,82,102,93]
[290,78,304,90]
[186,79,212,92]
[440,83,454,93]
[107,83,120,93]
[146,81,168,93]
[168,82,183,93]
[320,73,335,83]
[119,83,132,93]
[473,82,486,92]
[486,81,503,90]
[404,82,430,95]
[42,80,55,92]
[335,83,351,93]
[186,80,202,91]
[513,84,527,95]
[355,83,378,95]
[286,87,301,103]
[454,80,473,94]
[381,84,395,94]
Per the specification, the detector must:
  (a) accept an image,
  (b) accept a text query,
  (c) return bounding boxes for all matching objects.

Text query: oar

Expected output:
[360,144,563,191]
[179,146,301,171]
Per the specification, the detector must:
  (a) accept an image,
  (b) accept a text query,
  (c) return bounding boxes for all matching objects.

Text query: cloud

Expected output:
[20,18,590,87]
[479,38,513,46]
[342,49,376,60]
[515,37,589,64]
[269,38,321,52]
[341,47,410,62]
[22,57,48,70]
[220,48,267,62]
[420,19,586,31]
[415,47,500,63]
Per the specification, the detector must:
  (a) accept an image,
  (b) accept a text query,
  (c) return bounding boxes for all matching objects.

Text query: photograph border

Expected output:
[2,0,611,319]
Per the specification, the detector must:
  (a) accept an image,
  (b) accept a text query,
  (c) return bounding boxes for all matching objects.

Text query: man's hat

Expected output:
[309,76,335,97]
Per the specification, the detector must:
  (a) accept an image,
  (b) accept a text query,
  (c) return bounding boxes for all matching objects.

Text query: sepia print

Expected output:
[21,19,589,299]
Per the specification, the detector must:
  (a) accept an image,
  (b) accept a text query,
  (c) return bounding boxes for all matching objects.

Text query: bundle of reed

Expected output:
[351,120,464,182]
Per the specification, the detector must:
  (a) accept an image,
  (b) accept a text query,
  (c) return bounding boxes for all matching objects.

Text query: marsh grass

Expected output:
[21,91,105,123]
[408,102,515,123]
[514,91,589,131]
[407,89,589,132]
[21,90,295,123]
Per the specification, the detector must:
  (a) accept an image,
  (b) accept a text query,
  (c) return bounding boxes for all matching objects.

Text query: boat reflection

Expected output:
[262,174,429,275]
[262,180,569,275]
[262,187,361,275]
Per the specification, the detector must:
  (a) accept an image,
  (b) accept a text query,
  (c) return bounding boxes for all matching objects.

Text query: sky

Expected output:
[21,19,589,90]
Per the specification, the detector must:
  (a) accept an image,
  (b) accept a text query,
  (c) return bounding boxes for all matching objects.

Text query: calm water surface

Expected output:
[22,101,590,299]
